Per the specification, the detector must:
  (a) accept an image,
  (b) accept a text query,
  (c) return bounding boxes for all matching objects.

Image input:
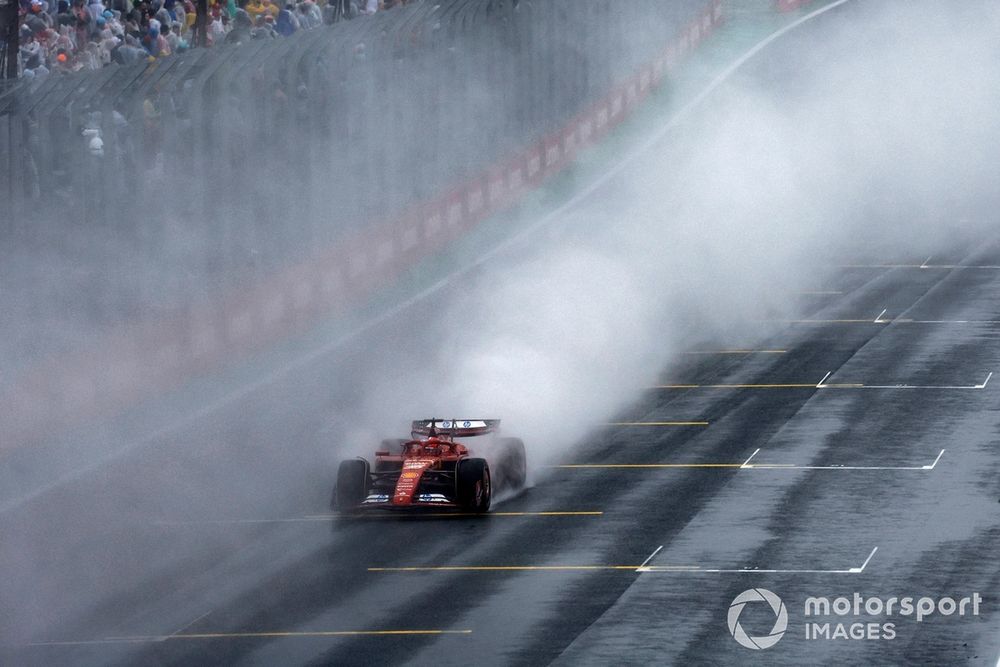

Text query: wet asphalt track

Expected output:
[3,3,1000,664]
[3,244,998,666]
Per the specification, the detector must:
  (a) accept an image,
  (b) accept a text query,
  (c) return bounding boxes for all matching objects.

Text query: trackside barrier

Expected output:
[0,0,723,448]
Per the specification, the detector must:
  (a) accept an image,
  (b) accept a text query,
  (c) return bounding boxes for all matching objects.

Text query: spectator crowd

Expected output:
[14,0,401,79]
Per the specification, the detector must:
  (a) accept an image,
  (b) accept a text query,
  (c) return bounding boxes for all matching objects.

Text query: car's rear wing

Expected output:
[411,419,500,438]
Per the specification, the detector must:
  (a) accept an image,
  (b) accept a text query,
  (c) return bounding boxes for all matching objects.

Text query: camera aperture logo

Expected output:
[727,590,983,649]
[728,588,788,649]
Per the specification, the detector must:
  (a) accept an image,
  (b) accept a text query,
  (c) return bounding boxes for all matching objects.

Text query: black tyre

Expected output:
[456,458,491,513]
[497,437,527,490]
[334,458,370,509]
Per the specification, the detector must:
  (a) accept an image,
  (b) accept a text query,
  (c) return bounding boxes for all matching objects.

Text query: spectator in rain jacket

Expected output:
[275,3,296,36]
[55,0,75,27]
[104,9,125,36]
[244,0,265,21]
[19,32,44,64]
[26,2,53,32]
[262,0,278,18]
[163,21,181,51]
[209,12,225,43]
[54,49,73,72]
[251,12,276,38]
[113,32,145,62]
[172,1,186,29]
[87,0,106,21]
[154,6,171,27]
[79,40,102,69]
[72,0,93,47]
[54,24,76,52]
[109,0,132,15]
[224,7,251,42]
[98,26,119,63]
[142,24,161,55]
[296,1,317,28]
[24,53,51,78]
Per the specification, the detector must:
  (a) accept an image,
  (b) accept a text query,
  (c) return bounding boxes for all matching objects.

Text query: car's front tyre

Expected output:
[334,458,371,510]
[456,458,491,513]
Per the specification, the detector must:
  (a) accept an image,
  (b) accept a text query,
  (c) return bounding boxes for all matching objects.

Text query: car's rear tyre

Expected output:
[456,458,491,513]
[497,437,527,490]
[334,458,370,509]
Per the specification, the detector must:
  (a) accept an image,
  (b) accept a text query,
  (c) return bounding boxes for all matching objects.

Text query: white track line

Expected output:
[165,611,213,640]
[874,308,888,323]
[637,545,664,572]
[920,256,931,269]
[859,380,990,390]
[815,371,992,390]
[851,546,879,573]
[923,450,946,470]
[0,0,856,516]
[773,318,1000,325]
[740,448,761,468]
[842,264,1000,270]
[744,451,944,471]
[899,319,1000,324]
[639,546,878,574]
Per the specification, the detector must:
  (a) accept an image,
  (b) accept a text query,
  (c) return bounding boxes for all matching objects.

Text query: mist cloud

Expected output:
[356,0,1000,469]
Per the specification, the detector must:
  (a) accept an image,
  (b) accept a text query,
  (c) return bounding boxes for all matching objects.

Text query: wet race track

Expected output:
[4,244,999,666]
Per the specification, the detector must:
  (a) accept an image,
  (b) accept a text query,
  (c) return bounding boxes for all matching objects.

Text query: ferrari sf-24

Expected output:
[334,419,526,513]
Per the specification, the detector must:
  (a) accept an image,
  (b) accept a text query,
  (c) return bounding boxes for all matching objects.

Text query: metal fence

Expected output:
[0,0,707,368]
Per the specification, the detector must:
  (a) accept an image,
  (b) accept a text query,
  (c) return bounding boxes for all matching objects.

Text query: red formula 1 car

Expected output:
[334,419,526,513]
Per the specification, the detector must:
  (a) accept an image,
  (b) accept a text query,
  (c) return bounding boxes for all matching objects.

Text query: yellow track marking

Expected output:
[652,383,863,389]
[776,319,884,323]
[160,512,603,525]
[555,463,741,469]
[29,630,472,645]
[369,565,643,572]
[653,383,815,389]
[175,630,470,638]
[326,511,603,518]
[684,350,787,354]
